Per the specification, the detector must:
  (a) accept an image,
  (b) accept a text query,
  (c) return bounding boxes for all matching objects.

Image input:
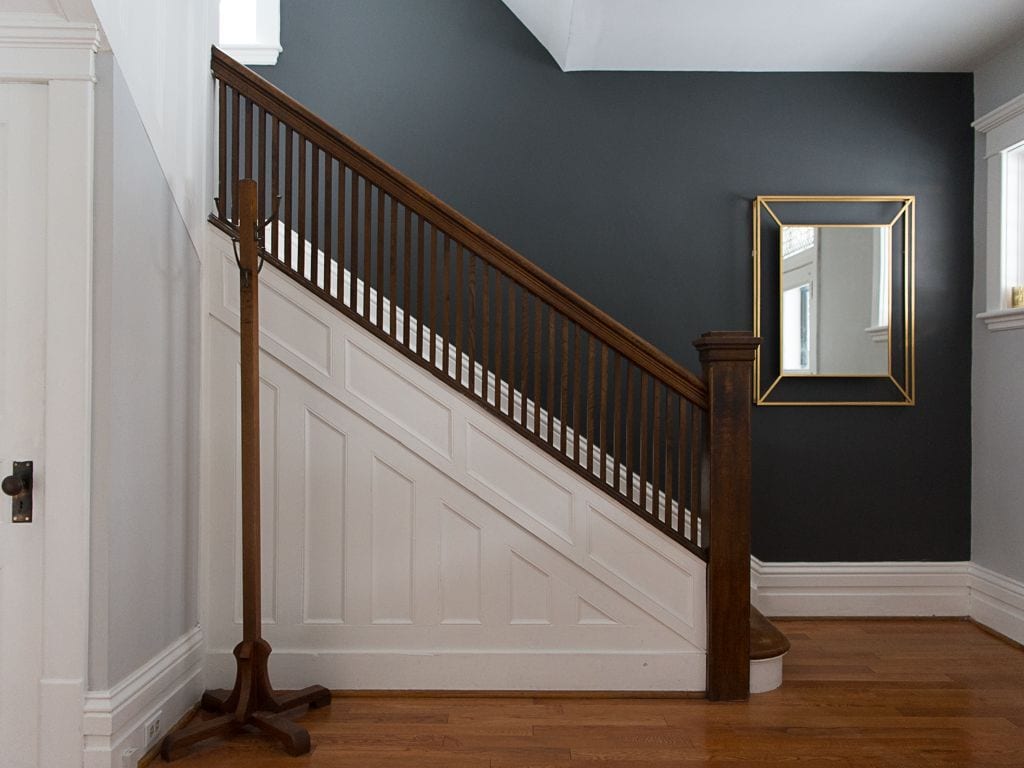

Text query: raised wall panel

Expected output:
[466,425,573,543]
[371,457,414,624]
[222,259,332,376]
[588,506,695,628]
[345,340,453,459]
[303,410,346,624]
[440,504,482,624]
[577,597,617,625]
[509,552,551,625]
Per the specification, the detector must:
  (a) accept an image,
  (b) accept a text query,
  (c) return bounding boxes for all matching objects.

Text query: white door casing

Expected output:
[0,18,98,768]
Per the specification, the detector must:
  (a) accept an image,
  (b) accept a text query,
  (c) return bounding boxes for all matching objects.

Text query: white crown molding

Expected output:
[0,16,99,82]
[977,306,1024,331]
[973,92,1024,134]
[83,627,204,768]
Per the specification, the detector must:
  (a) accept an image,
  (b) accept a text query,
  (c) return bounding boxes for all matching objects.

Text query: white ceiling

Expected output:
[502,0,1024,72]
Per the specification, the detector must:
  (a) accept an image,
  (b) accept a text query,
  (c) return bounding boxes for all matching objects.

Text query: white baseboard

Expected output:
[969,564,1024,645]
[83,627,204,768]
[204,649,706,692]
[751,558,1024,646]
[750,558,972,617]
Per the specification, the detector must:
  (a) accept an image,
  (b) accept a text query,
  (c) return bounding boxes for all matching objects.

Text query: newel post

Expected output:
[693,331,759,701]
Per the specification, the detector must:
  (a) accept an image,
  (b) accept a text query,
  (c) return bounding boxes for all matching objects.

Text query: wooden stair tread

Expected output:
[750,606,790,660]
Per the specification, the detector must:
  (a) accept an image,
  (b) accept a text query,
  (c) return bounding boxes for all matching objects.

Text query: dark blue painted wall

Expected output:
[256,0,974,561]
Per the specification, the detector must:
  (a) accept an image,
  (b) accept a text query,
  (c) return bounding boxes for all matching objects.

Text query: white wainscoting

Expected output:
[202,227,707,691]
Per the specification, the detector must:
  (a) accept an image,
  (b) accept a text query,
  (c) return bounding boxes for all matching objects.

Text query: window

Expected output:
[219,0,281,65]
[974,93,1024,331]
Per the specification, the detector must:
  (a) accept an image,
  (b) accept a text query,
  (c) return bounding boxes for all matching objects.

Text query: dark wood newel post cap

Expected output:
[693,331,760,363]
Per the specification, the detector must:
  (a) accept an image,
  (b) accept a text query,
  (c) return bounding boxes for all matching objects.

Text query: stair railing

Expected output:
[210,47,758,699]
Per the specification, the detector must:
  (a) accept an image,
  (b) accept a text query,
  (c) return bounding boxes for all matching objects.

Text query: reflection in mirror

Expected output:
[781,226,890,376]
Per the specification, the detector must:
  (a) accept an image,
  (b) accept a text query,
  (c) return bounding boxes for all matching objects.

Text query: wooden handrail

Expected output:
[211,47,708,409]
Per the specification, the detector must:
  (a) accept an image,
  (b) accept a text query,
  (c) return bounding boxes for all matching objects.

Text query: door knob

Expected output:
[3,461,33,523]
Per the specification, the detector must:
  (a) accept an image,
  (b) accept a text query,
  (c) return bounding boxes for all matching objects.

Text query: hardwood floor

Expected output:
[165,619,1024,767]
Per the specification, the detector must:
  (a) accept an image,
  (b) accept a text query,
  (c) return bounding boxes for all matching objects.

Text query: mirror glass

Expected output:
[753,196,915,406]
[781,225,890,376]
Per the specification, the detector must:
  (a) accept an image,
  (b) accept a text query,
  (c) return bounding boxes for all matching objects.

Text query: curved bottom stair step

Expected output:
[750,606,790,694]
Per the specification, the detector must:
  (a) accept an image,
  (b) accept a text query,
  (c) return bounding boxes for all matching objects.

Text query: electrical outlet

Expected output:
[144,711,162,746]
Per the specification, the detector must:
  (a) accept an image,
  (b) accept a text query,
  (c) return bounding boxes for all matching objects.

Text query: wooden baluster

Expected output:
[586,335,595,475]
[416,217,425,354]
[664,392,675,530]
[467,251,476,395]
[481,263,489,400]
[598,345,608,482]
[611,351,622,493]
[390,200,398,338]
[678,399,689,539]
[693,331,759,702]
[560,318,569,456]
[334,160,344,301]
[298,137,306,279]
[310,145,320,289]
[572,326,582,464]
[257,108,266,229]
[323,156,333,296]
[494,271,504,410]
[362,180,371,318]
[348,172,359,312]
[283,127,293,269]
[455,243,464,386]
[231,89,240,222]
[651,383,662,521]
[689,405,699,543]
[624,363,634,502]
[507,282,516,419]
[546,307,556,445]
[270,116,279,261]
[217,81,227,219]
[442,234,451,375]
[639,372,649,512]
[533,298,542,435]
[428,226,438,366]
[376,189,385,329]
[244,98,253,180]
[403,208,412,349]
[519,289,529,428]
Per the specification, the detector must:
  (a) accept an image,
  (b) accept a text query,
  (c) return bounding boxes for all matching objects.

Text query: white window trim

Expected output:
[974,92,1024,332]
[219,0,281,66]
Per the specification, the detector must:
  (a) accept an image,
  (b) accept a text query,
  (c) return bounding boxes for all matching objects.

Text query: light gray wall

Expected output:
[972,35,1024,584]
[817,228,888,375]
[89,53,200,688]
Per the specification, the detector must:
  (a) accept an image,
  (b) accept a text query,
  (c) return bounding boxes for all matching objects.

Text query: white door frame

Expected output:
[0,18,99,766]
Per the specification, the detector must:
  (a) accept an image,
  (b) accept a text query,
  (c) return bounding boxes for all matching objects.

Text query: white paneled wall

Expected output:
[202,228,706,691]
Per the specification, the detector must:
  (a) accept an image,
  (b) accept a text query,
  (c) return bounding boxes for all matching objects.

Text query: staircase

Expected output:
[205,47,776,699]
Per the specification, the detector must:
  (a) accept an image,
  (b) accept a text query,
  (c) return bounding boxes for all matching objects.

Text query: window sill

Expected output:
[978,307,1024,332]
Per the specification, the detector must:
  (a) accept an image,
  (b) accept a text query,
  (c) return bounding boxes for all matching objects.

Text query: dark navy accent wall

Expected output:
[257,0,974,562]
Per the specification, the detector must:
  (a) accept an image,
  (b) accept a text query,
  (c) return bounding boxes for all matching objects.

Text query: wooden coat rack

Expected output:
[162,180,331,761]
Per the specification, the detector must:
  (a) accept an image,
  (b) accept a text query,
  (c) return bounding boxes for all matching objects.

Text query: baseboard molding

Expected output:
[83,627,204,768]
[204,649,705,692]
[751,558,1024,646]
[750,558,972,617]
[969,564,1024,646]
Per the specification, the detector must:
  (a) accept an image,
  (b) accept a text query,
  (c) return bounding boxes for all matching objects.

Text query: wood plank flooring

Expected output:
[165,619,1024,767]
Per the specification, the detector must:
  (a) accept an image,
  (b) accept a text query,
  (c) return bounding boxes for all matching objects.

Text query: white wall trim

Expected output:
[0,18,99,82]
[82,628,204,768]
[969,564,1024,646]
[751,558,1024,645]
[219,43,281,66]
[973,92,1024,136]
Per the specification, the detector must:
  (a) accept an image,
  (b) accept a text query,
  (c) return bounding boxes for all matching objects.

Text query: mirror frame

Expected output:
[753,195,916,406]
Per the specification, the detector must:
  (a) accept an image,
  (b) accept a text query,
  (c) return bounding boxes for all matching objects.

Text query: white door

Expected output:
[0,83,48,768]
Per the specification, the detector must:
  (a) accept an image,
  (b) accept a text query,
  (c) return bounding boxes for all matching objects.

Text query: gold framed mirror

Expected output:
[753,195,915,406]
